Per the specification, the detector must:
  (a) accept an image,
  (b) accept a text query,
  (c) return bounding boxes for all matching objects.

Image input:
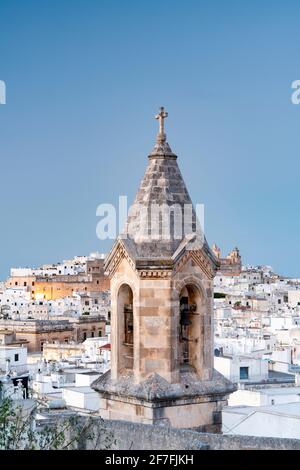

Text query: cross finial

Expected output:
[155,106,168,139]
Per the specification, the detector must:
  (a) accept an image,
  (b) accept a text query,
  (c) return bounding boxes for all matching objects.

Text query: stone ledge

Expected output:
[91,368,236,403]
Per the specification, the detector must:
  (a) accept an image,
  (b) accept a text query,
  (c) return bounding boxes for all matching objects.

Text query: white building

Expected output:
[228,386,300,407]
[215,336,275,357]
[0,345,27,374]
[214,355,269,383]
[62,386,101,412]
[288,290,300,308]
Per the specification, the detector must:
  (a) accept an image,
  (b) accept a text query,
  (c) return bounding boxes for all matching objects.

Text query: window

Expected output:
[24,282,27,287]
[94,299,98,305]
[98,330,102,337]
[239,367,249,380]
[83,332,87,340]
[91,331,94,337]
[85,301,89,306]
[14,354,19,362]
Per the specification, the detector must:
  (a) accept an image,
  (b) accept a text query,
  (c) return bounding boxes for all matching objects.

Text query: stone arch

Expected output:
[111,277,138,306]
[173,275,206,306]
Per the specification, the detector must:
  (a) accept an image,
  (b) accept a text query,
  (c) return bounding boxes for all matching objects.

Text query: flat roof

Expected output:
[61,368,97,374]
[225,402,300,418]
[75,371,100,376]
[256,387,300,396]
[64,386,96,394]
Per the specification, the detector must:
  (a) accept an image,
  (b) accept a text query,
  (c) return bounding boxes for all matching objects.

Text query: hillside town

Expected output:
[1,242,300,442]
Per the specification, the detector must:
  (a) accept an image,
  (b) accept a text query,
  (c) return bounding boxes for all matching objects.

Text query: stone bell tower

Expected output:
[92,108,235,431]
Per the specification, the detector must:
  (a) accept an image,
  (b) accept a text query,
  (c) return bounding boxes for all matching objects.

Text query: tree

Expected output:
[0,397,115,450]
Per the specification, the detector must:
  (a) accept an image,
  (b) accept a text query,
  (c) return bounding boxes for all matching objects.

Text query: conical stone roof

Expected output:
[107,108,215,270]
[105,108,216,271]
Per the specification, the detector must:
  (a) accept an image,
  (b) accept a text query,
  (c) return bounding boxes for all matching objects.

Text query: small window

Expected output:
[14,354,19,362]
[240,366,249,380]
[98,330,102,337]
[83,332,87,340]
[91,331,94,337]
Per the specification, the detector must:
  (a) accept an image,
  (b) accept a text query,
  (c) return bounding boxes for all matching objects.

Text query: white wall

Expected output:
[214,355,268,382]
[75,373,101,386]
[62,387,101,411]
[0,346,27,371]
[228,388,300,407]
[288,290,300,308]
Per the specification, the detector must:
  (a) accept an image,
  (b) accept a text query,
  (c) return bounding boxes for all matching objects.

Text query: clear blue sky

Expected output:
[0,0,299,279]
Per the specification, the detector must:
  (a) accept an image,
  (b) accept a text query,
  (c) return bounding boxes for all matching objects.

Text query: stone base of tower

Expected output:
[92,368,236,431]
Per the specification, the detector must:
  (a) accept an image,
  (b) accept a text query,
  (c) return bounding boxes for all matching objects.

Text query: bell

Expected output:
[180,302,191,326]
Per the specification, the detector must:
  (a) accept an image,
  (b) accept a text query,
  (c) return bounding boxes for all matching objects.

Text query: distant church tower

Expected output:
[93,108,235,430]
